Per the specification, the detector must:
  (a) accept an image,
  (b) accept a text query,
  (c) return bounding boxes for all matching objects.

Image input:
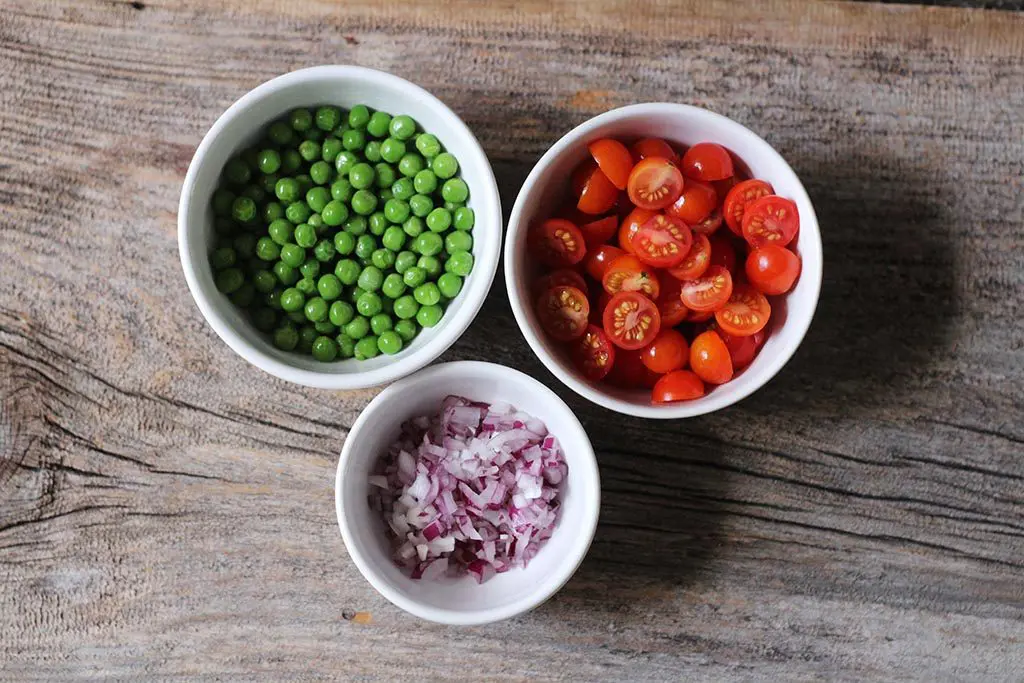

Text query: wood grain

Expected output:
[1,0,1022,680]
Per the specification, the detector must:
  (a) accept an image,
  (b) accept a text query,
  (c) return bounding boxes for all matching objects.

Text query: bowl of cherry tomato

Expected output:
[504,103,822,418]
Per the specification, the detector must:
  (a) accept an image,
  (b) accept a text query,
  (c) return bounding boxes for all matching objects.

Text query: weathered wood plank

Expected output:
[1,0,1022,680]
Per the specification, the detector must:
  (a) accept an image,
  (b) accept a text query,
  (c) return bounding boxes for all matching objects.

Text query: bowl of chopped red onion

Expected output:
[335,360,600,625]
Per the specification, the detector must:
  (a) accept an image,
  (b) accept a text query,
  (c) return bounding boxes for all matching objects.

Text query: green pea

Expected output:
[256,237,280,261]
[374,163,397,189]
[295,277,317,296]
[256,149,281,174]
[253,269,277,293]
[280,287,305,312]
[418,255,442,278]
[308,213,326,233]
[335,151,359,175]
[380,273,405,299]
[214,216,237,236]
[303,296,328,322]
[273,324,299,351]
[348,161,373,189]
[231,196,256,223]
[447,250,474,276]
[410,169,435,195]
[331,178,354,203]
[314,239,336,262]
[402,216,425,238]
[402,266,426,288]
[297,325,318,353]
[383,198,410,224]
[393,294,419,320]
[295,174,314,195]
[265,287,284,310]
[379,138,406,164]
[389,115,416,141]
[310,335,338,362]
[241,185,267,207]
[321,137,343,163]
[299,140,322,163]
[437,273,463,299]
[355,235,377,260]
[371,248,396,270]
[416,304,443,328]
[379,188,394,202]
[368,212,389,236]
[281,149,302,174]
[322,200,350,227]
[223,157,251,186]
[252,307,278,332]
[310,161,333,185]
[453,206,475,231]
[336,332,356,358]
[259,173,280,196]
[344,316,370,340]
[413,282,441,307]
[409,194,434,218]
[213,267,243,294]
[392,177,415,201]
[394,250,418,274]
[413,232,443,257]
[414,133,441,158]
[212,189,235,216]
[334,231,355,256]
[398,153,424,178]
[371,330,399,355]
[357,291,383,316]
[300,257,321,279]
[274,261,299,286]
[266,219,290,245]
[446,231,473,254]
[335,258,361,285]
[210,247,236,270]
[280,244,305,268]
[316,106,342,132]
[314,320,338,336]
[366,111,391,138]
[426,208,452,233]
[233,234,257,260]
[369,313,393,336]
[432,152,459,179]
[275,178,300,203]
[352,190,377,216]
[329,300,354,327]
[315,274,340,301]
[342,129,366,152]
[290,108,313,132]
[364,140,382,163]
[354,336,380,360]
[294,223,317,249]
[441,178,469,204]
[357,266,384,292]
[261,202,283,224]
[347,104,370,129]
[381,226,406,252]
[285,202,312,225]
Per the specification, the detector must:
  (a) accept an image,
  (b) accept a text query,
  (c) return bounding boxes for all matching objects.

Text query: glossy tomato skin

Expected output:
[641,329,690,374]
[629,137,677,164]
[654,275,689,326]
[571,324,616,380]
[578,166,619,215]
[602,254,660,299]
[723,179,774,236]
[602,291,661,350]
[607,348,661,389]
[692,209,724,236]
[580,216,619,249]
[584,244,626,281]
[618,207,657,254]
[571,160,597,198]
[666,180,717,225]
[742,195,799,248]
[708,234,738,274]
[528,218,586,267]
[534,268,587,296]
[745,245,801,295]
[715,325,766,371]
[680,265,733,312]
[632,214,693,269]
[627,158,685,210]
[652,370,705,402]
[690,329,734,384]
[588,138,634,190]
[536,285,590,341]
[680,142,734,181]
[714,284,771,337]
[667,233,711,281]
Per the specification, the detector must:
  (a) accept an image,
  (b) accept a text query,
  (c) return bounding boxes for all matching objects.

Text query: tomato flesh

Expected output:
[584,244,625,281]
[602,254,660,299]
[666,180,717,225]
[631,214,692,268]
[745,245,801,295]
[723,179,774,236]
[602,291,661,350]
[692,209,723,236]
[577,166,619,215]
[629,137,676,164]
[535,285,590,341]
[714,284,771,337]
[742,195,799,248]
[652,370,705,403]
[588,138,634,190]
[690,330,733,384]
[618,207,656,254]
[571,324,617,380]
[580,216,619,249]
[641,329,690,374]
[667,233,711,281]
[680,142,734,181]
[680,265,733,312]
[627,158,685,210]
[528,218,586,267]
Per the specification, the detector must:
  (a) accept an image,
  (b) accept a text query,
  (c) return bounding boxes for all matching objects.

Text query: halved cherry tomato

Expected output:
[680,265,733,312]
[534,268,587,296]
[614,191,634,219]
[589,289,613,326]
[618,207,656,254]
[712,175,739,203]
[708,234,737,274]
[654,276,689,326]
[528,218,586,267]
[571,160,597,199]
[714,284,771,337]
[571,324,617,380]
[556,203,592,227]
[666,180,717,224]
[577,166,618,215]
[584,244,625,281]
[641,329,689,374]
[687,309,714,323]
[631,214,693,268]
[603,291,661,350]
[602,254,660,299]
[745,244,801,295]
[629,137,676,164]
[692,209,723,236]
[580,216,618,249]
[714,325,766,371]
[680,142,734,181]
[723,179,774,236]
[742,195,799,248]
[588,138,634,190]
[652,370,705,403]
[667,233,711,281]
[535,285,590,341]
[627,158,685,210]
[690,330,733,384]
[607,348,662,389]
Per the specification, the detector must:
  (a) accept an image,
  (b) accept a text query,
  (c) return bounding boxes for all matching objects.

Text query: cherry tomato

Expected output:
[631,214,693,269]
[588,138,634,190]
[577,166,619,215]
[654,276,689,327]
[666,180,717,224]
[614,191,634,219]
[602,254,660,299]
[714,284,771,337]
[571,160,597,199]
[712,175,739,203]
[534,268,587,296]
[715,325,766,371]
[652,370,705,403]
[580,216,618,249]
[629,137,676,164]
[745,244,801,295]
[708,234,737,274]
[627,158,685,210]
[687,309,714,323]
[589,289,613,326]
[584,244,625,281]
[528,218,586,268]
[690,330,733,384]
[618,207,657,254]
[607,348,662,389]
[680,265,733,312]
[535,285,590,341]
[667,233,711,281]
[641,329,690,374]
[571,324,617,381]
[556,203,593,227]
[742,195,799,248]
[680,142,734,181]
[602,291,661,350]
[692,209,723,236]
[723,179,774,236]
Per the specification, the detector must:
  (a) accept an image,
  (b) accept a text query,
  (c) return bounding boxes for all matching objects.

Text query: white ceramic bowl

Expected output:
[335,361,600,625]
[179,66,502,389]
[505,103,823,419]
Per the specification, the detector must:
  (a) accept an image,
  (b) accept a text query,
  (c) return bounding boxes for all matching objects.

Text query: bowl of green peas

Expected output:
[178,66,501,389]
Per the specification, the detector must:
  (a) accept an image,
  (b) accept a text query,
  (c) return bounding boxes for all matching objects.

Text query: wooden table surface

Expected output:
[2,1,1022,680]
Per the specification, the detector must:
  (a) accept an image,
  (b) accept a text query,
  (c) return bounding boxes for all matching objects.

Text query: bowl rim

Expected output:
[334,360,601,625]
[178,65,502,389]
[504,102,823,419]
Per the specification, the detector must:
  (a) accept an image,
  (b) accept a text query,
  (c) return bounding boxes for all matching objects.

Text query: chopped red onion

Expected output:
[370,395,567,582]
